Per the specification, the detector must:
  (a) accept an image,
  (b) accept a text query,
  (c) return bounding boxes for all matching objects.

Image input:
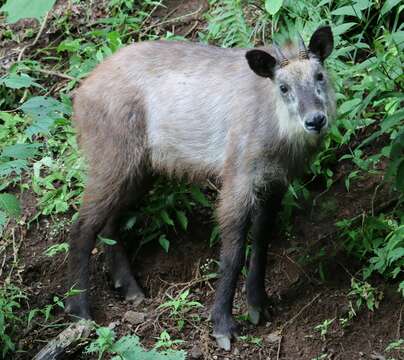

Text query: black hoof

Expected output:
[114,278,145,306]
[246,290,272,325]
[212,313,240,351]
[65,296,92,320]
[247,303,271,325]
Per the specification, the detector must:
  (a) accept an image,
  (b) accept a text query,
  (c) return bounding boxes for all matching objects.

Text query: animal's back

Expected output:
[73,41,272,179]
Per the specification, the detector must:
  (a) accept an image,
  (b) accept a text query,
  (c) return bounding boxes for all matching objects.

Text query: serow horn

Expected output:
[297,32,309,60]
[273,43,289,68]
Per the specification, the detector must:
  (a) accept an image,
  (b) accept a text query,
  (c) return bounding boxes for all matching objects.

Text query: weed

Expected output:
[339,278,384,327]
[154,330,184,350]
[239,335,263,347]
[86,326,186,360]
[386,338,404,353]
[0,284,25,358]
[43,242,69,257]
[348,278,383,312]
[314,318,335,341]
[158,289,202,331]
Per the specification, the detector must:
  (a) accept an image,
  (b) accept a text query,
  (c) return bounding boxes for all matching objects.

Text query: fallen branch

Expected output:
[33,320,93,360]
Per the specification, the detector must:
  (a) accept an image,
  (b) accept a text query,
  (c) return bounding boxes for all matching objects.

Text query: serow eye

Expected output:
[316,73,324,81]
[280,84,288,94]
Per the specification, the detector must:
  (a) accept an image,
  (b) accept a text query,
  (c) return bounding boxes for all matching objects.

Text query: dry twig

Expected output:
[276,335,282,360]
[18,12,50,62]
[281,293,321,331]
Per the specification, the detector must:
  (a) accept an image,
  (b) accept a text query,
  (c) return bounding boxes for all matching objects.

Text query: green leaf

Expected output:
[209,225,220,247]
[381,109,404,132]
[44,243,69,257]
[0,159,27,177]
[380,0,401,16]
[339,98,361,115]
[388,247,404,265]
[123,214,136,231]
[159,235,170,253]
[27,309,39,326]
[332,22,357,37]
[265,0,283,15]
[57,39,82,53]
[331,5,358,17]
[175,211,188,231]
[1,143,41,159]
[0,0,56,23]
[0,73,42,89]
[21,96,71,136]
[0,193,20,217]
[331,2,369,18]
[190,186,210,207]
[160,210,174,226]
[97,236,117,246]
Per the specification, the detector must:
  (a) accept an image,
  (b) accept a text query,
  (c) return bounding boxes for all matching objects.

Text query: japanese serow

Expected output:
[66,26,335,350]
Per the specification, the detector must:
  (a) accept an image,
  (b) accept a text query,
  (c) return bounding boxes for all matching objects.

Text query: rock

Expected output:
[266,332,281,344]
[370,353,386,360]
[108,321,120,329]
[123,310,146,325]
[190,345,203,359]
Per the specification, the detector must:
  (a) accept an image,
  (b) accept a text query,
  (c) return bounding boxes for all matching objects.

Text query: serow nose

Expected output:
[305,113,327,133]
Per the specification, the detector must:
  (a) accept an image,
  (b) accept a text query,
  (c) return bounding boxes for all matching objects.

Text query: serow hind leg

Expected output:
[102,217,145,306]
[66,174,140,319]
[66,202,114,320]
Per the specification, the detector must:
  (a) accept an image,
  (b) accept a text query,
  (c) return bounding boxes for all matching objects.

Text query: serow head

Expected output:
[245,26,335,137]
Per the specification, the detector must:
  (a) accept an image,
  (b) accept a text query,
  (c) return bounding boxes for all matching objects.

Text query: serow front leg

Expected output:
[211,196,251,351]
[246,187,285,325]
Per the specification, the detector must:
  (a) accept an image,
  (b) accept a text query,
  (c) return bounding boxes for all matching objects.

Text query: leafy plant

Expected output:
[154,330,184,350]
[128,180,211,253]
[43,242,69,257]
[314,318,335,341]
[348,278,383,313]
[158,289,202,330]
[200,0,253,48]
[239,335,263,347]
[386,338,404,353]
[0,284,25,358]
[86,327,186,360]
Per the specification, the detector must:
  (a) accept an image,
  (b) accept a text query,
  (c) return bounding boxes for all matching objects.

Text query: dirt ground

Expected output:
[13,165,403,360]
[2,0,403,359]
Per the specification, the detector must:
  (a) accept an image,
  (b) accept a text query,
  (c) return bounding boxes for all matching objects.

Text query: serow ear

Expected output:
[308,26,334,63]
[246,50,277,79]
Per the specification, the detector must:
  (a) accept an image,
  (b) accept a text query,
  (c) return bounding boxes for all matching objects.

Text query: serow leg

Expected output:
[102,217,145,305]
